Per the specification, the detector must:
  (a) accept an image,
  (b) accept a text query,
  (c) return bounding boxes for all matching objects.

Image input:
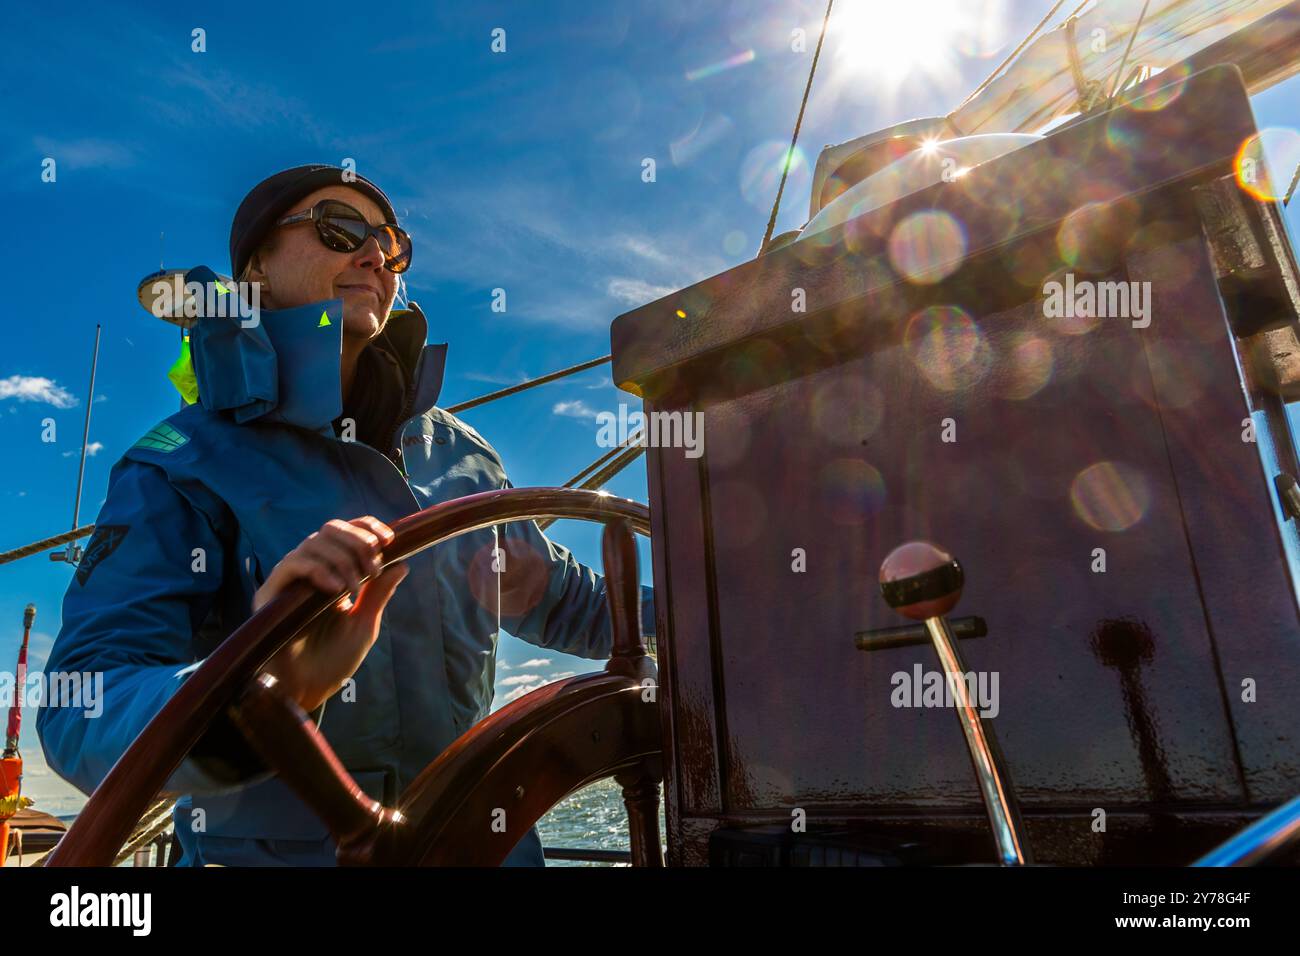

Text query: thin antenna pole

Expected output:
[179,324,186,413]
[71,324,102,532]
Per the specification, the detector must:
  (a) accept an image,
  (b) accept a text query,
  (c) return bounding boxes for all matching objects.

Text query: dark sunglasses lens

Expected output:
[317,203,368,251]
[313,201,411,273]
[378,225,412,274]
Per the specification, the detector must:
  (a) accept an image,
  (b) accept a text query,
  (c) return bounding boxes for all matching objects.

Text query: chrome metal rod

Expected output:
[1193,794,1300,866]
[925,615,1029,866]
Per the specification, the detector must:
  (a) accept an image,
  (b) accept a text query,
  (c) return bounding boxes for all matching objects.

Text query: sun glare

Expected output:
[832,0,1005,92]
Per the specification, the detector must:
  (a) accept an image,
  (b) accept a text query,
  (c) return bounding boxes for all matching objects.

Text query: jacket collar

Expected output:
[370,301,449,428]
[187,272,447,435]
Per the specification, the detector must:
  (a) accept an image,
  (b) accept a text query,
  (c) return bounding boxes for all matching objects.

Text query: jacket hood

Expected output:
[184,266,447,436]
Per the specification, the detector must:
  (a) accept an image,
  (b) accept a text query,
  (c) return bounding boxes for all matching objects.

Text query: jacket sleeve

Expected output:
[495,492,656,660]
[36,455,284,799]
[429,414,655,661]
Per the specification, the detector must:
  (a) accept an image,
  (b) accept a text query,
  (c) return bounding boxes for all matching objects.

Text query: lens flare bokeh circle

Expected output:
[812,377,885,445]
[1235,128,1300,203]
[819,459,886,525]
[888,210,968,284]
[1069,461,1152,532]
[903,305,992,391]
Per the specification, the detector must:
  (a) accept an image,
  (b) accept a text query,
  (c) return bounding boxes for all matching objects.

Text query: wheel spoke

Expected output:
[228,674,402,852]
[616,760,665,867]
[601,518,654,681]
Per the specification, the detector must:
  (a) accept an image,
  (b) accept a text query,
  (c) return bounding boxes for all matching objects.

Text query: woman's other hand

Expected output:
[255,516,409,712]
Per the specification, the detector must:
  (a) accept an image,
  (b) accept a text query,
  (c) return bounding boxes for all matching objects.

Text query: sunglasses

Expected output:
[275,199,413,274]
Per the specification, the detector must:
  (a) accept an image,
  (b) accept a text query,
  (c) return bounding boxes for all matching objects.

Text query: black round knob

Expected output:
[879,541,963,620]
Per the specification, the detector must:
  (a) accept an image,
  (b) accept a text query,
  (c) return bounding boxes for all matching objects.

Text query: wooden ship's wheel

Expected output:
[46,488,663,867]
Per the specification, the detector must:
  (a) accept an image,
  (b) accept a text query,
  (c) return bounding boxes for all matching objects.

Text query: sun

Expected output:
[831,0,1003,91]
[835,1,951,83]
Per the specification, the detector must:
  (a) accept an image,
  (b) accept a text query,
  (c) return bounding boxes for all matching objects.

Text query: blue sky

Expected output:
[3,1,1299,814]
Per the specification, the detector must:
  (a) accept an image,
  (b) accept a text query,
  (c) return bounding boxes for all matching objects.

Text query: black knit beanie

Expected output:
[229,164,398,278]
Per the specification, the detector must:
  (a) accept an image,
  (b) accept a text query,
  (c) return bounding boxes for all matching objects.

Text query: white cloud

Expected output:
[605,277,677,307]
[552,400,601,421]
[613,235,678,269]
[397,175,727,331]
[499,673,544,687]
[517,658,551,668]
[61,441,104,459]
[32,137,135,170]
[150,59,328,143]
[458,368,579,397]
[0,375,78,408]
[459,369,534,386]
[499,682,546,704]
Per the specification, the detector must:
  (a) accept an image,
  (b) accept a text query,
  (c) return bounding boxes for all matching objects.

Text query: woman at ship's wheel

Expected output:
[37,164,654,867]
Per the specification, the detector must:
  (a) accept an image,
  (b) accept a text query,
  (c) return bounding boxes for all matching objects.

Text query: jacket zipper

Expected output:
[386,376,418,473]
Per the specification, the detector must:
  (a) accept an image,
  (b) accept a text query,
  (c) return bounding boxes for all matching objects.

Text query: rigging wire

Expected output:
[561,428,645,489]
[0,525,94,567]
[759,0,835,253]
[953,0,1071,117]
[536,437,647,533]
[112,798,177,866]
[1106,0,1153,106]
[445,354,611,414]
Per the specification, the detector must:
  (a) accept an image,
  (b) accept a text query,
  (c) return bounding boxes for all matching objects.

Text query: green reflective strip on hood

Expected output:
[132,421,191,453]
[168,336,200,405]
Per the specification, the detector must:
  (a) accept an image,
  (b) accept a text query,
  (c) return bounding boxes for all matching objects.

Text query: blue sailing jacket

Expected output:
[37,285,654,866]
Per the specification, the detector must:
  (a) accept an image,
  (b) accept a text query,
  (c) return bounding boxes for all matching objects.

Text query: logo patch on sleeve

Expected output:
[132,422,190,453]
[76,525,130,586]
